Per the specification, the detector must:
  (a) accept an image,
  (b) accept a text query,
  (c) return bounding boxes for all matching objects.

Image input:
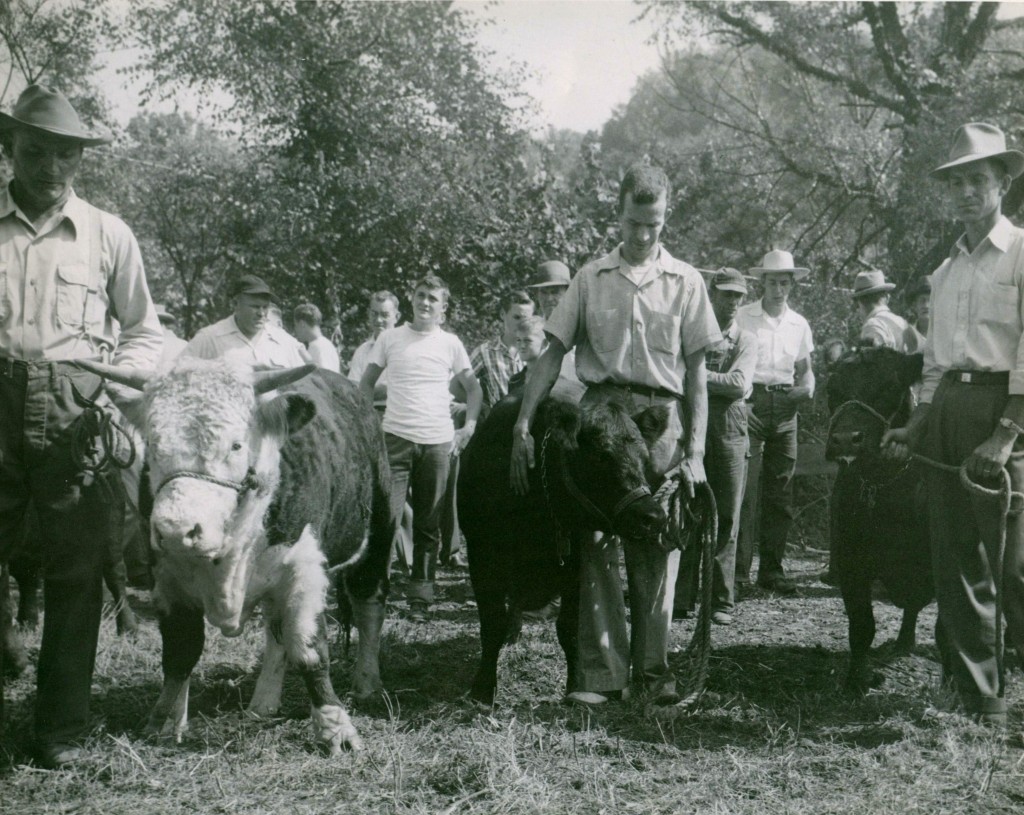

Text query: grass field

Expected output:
[2,549,1023,815]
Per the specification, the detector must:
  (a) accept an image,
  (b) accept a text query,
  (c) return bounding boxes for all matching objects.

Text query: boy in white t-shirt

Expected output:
[360,275,482,621]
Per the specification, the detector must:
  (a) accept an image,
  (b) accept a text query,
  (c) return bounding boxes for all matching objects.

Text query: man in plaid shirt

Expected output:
[470,290,535,413]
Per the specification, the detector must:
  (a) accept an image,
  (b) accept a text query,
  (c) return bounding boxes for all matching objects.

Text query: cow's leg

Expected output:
[895,606,921,654]
[147,603,204,741]
[349,586,385,699]
[469,580,508,706]
[10,553,41,629]
[841,580,877,693]
[103,556,138,637]
[281,527,361,753]
[248,622,287,717]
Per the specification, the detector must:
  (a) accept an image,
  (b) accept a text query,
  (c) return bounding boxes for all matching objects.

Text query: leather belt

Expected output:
[600,381,681,400]
[753,383,792,393]
[943,369,1009,387]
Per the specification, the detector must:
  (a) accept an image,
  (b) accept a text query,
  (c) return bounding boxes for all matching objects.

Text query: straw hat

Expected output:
[0,84,112,146]
[930,122,1024,179]
[748,250,810,280]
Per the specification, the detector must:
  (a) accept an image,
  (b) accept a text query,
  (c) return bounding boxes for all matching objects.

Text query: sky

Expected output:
[99,0,664,136]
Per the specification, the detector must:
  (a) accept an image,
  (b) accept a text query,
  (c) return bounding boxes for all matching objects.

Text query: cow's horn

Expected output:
[253,364,317,394]
[72,359,155,391]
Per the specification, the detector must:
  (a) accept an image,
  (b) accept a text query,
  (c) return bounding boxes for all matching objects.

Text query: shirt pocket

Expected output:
[977,281,1019,329]
[588,308,627,353]
[56,263,91,328]
[646,311,682,357]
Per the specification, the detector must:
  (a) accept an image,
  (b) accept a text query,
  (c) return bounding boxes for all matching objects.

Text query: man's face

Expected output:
[945,160,1010,227]
[619,191,668,265]
[10,129,83,214]
[502,302,534,340]
[711,288,744,327]
[515,327,546,363]
[233,293,272,339]
[369,299,398,337]
[293,319,315,343]
[761,273,794,309]
[535,286,567,320]
[411,285,447,328]
[913,293,930,324]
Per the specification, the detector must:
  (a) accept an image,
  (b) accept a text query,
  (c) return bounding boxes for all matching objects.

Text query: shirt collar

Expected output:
[596,244,683,276]
[0,185,85,234]
[751,300,801,325]
[866,303,891,319]
[951,215,1013,257]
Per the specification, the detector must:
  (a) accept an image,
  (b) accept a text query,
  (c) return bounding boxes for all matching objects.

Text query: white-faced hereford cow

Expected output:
[77,358,393,754]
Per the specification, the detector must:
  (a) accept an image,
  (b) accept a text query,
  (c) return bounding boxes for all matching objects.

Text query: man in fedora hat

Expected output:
[510,164,721,706]
[852,269,920,353]
[184,274,309,368]
[0,84,163,766]
[884,122,1024,728]
[735,249,815,595]
[676,268,757,625]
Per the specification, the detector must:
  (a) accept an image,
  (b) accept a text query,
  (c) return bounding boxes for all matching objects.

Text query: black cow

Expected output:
[458,394,670,706]
[825,346,934,691]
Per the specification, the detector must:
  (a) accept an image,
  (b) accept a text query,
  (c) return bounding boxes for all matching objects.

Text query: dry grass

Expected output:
[3,550,1024,815]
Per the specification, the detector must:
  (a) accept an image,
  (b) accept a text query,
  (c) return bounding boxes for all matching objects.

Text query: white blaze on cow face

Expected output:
[143,360,315,629]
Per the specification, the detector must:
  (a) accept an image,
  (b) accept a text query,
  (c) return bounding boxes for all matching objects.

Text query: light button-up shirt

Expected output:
[735,301,814,386]
[184,315,308,369]
[921,216,1024,402]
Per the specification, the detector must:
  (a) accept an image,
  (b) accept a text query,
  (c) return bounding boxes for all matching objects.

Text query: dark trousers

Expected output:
[737,388,798,582]
[0,363,117,745]
[384,432,451,604]
[921,377,1024,715]
[707,399,749,611]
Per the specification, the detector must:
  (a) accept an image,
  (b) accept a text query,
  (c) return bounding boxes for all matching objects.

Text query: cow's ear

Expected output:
[897,353,924,388]
[257,394,317,438]
[631,404,670,449]
[544,399,582,450]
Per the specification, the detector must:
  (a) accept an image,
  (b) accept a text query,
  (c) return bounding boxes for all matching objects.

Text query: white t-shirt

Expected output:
[306,335,340,373]
[369,324,472,445]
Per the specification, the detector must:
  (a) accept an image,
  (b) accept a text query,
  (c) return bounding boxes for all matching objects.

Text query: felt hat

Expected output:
[930,122,1024,179]
[0,84,112,146]
[527,260,571,289]
[711,267,748,294]
[851,270,896,299]
[748,250,810,280]
[230,274,274,298]
[154,304,177,324]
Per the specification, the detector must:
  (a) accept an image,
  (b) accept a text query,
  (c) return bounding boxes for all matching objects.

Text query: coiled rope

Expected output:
[69,381,137,495]
[653,466,718,710]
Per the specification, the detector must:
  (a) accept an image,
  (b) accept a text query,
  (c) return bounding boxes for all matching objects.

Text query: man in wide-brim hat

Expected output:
[735,249,815,595]
[885,121,1024,730]
[0,84,162,768]
[526,259,571,320]
[851,269,919,353]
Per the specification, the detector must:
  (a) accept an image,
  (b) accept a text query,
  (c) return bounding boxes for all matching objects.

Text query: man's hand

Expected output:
[964,427,1016,483]
[510,420,535,495]
[786,386,812,404]
[679,455,706,500]
[451,420,476,457]
[881,427,913,461]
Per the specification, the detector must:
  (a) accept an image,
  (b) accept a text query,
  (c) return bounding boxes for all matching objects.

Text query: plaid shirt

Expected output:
[470,337,523,409]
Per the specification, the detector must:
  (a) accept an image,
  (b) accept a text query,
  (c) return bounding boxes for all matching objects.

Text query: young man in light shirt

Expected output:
[884,123,1024,729]
[735,250,815,596]
[293,302,340,373]
[360,276,482,622]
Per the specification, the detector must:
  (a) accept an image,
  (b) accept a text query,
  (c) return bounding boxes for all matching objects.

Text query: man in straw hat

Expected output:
[510,163,721,706]
[0,85,162,766]
[735,249,815,595]
[852,269,921,353]
[884,122,1024,729]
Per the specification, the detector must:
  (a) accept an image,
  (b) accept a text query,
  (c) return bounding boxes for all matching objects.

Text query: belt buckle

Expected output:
[960,372,972,384]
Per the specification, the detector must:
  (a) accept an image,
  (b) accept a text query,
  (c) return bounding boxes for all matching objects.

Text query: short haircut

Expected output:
[369,290,399,311]
[413,274,449,302]
[856,291,889,309]
[293,302,322,326]
[618,163,671,212]
[515,315,546,336]
[500,289,534,315]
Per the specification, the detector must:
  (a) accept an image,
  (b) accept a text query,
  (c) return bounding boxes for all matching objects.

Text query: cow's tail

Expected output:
[344,434,394,604]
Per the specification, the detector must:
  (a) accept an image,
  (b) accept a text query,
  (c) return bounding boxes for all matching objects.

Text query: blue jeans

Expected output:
[384,433,451,603]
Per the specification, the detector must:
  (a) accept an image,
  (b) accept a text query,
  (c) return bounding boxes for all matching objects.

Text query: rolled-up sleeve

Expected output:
[106,217,162,368]
[680,275,722,355]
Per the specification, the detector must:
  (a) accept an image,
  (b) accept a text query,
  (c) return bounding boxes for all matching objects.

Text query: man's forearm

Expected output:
[515,343,564,429]
[684,357,708,458]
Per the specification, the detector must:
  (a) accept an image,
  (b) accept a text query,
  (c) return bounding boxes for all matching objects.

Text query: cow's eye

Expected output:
[231,442,243,452]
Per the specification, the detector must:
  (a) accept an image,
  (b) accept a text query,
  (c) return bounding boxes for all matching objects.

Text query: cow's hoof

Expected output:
[467,686,496,709]
[2,648,29,678]
[313,704,362,754]
[844,665,881,695]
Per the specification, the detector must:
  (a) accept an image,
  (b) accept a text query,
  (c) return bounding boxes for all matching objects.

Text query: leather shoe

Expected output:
[34,742,83,770]
[711,610,733,626]
[756,575,798,595]
[566,688,628,707]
